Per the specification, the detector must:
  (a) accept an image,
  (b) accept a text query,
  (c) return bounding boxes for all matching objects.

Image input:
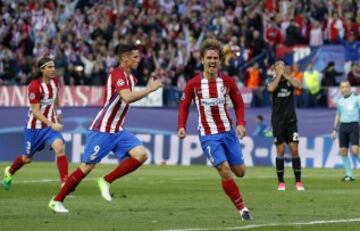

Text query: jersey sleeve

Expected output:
[28,81,41,104]
[178,80,194,130]
[133,76,138,86]
[356,95,360,109]
[336,99,340,114]
[54,76,61,88]
[228,78,246,126]
[113,70,130,91]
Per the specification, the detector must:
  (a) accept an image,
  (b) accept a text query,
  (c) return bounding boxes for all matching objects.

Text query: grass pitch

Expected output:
[0,163,359,231]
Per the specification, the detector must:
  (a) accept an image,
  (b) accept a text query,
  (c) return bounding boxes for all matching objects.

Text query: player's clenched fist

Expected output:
[236,125,246,139]
[148,78,163,92]
[50,123,63,132]
[177,127,186,139]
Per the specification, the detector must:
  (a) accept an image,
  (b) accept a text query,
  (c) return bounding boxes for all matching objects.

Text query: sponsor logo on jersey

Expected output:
[277,88,291,97]
[201,98,225,106]
[40,98,56,105]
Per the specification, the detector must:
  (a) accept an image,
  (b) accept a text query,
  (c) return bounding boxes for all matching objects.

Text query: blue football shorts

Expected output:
[199,129,244,167]
[82,129,143,164]
[24,127,64,157]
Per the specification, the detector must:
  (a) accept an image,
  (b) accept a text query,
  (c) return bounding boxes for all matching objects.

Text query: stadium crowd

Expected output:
[0,0,359,106]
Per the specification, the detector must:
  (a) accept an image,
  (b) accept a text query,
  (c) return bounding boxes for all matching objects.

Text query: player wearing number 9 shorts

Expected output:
[49,43,163,213]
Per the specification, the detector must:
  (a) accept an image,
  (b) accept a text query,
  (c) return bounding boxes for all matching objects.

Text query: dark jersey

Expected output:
[267,77,297,125]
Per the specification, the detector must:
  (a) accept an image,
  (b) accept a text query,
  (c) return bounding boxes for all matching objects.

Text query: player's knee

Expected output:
[130,146,148,163]
[137,152,148,163]
[80,163,95,174]
[55,148,65,156]
[351,147,359,155]
[53,143,65,155]
[218,164,232,179]
[234,170,245,178]
[290,153,299,158]
[340,149,348,156]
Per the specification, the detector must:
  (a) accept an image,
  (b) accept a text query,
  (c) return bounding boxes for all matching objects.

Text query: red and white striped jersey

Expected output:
[178,73,246,136]
[26,77,60,129]
[89,67,136,133]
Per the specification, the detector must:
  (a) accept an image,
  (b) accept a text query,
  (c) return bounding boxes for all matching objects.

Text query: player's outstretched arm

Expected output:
[30,103,63,132]
[119,78,162,104]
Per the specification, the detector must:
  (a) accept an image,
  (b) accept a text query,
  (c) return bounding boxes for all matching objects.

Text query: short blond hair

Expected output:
[200,39,223,60]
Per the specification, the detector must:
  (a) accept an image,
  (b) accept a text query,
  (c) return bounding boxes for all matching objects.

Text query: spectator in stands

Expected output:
[291,63,304,107]
[321,61,341,87]
[245,63,263,107]
[329,12,345,43]
[245,63,262,89]
[0,0,358,109]
[303,63,321,107]
[309,20,324,47]
[285,20,306,46]
[253,115,272,137]
[265,18,282,62]
[347,63,360,86]
[321,61,342,106]
[341,32,360,73]
[248,30,267,58]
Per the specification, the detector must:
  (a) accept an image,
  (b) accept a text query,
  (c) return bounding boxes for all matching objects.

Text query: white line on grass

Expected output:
[13,172,344,184]
[171,173,343,181]
[160,218,360,231]
[14,178,97,184]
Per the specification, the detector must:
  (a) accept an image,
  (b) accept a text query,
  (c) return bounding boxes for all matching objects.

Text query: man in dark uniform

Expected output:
[266,61,305,191]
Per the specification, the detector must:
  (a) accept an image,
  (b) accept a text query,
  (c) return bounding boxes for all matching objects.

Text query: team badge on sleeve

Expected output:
[117,79,125,87]
[29,93,36,100]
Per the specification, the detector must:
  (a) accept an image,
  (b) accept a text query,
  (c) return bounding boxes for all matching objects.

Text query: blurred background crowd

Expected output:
[0,0,359,107]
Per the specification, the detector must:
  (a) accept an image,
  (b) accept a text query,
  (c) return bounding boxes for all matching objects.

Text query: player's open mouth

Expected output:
[209,64,216,68]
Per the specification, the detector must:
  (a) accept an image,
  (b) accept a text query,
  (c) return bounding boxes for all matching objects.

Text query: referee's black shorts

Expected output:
[272,122,299,145]
[339,122,359,148]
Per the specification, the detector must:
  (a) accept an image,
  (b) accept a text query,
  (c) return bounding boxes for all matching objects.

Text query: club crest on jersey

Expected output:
[117,79,125,87]
[29,92,36,100]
